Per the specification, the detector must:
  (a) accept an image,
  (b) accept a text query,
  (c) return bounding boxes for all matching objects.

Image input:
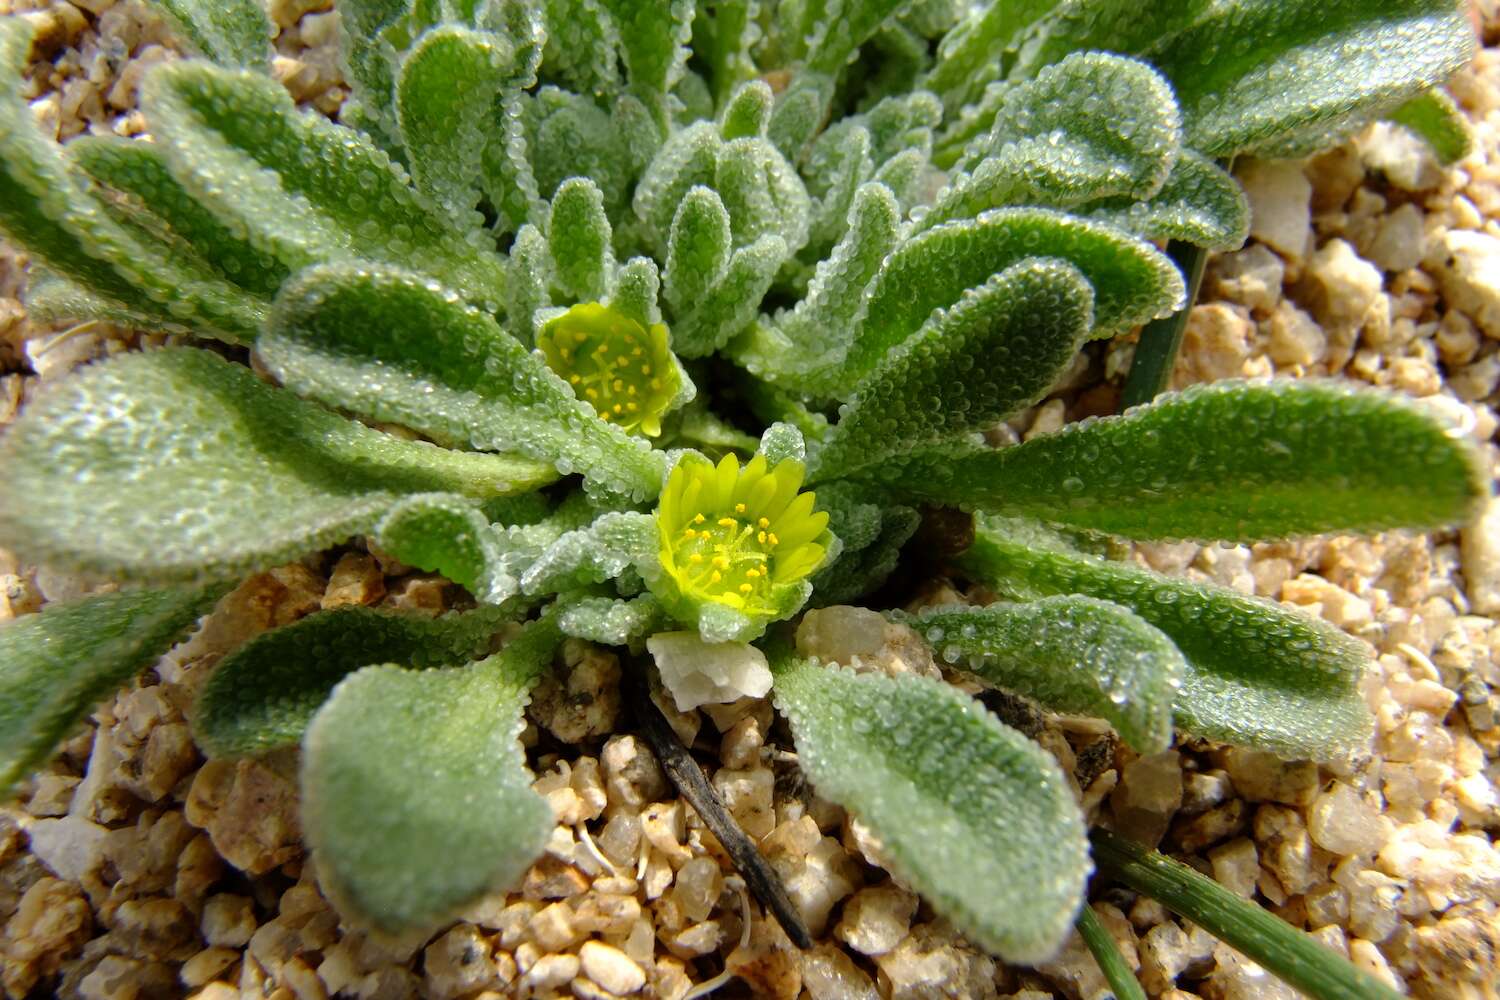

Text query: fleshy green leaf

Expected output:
[302,617,561,935]
[663,185,732,316]
[610,255,663,327]
[521,512,657,596]
[1008,0,1212,81]
[922,0,1060,114]
[0,585,223,796]
[143,60,508,305]
[0,348,553,582]
[540,0,622,99]
[1085,150,1249,252]
[771,651,1090,963]
[261,263,665,501]
[905,597,1184,753]
[530,88,633,210]
[69,135,288,298]
[670,233,787,358]
[336,0,411,143]
[959,519,1375,759]
[838,208,1183,390]
[810,259,1093,482]
[548,177,615,302]
[803,0,909,76]
[1152,0,1475,158]
[196,603,518,758]
[396,25,513,220]
[505,222,553,344]
[373,494,524,605]
[633,121,721,252]
[147,0,273,71]
[925,53,1181,223]
[713,136,811,253]
[1389,88,1473,166]
[596,0,695,127]
[874,380,1487,542]
[0,21,265,343]
[731,183,901,394]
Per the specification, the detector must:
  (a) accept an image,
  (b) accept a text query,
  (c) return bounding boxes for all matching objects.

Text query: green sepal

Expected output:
[261,263,664,502]
[873,380,1488,543]
[0,585,224,796]
[904,597,1185,753]
[195,603,520,758]
[959,519,1375,760]
[0,349,549,583]
[302,616,562,936]
[771,649,1090,964]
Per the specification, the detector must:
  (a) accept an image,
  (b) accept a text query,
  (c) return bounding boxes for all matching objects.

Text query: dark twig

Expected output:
[629,674,814,949]
[1119,239,1210,410]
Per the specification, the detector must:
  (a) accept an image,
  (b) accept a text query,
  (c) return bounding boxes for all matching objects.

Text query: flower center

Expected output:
[676,507,783,604]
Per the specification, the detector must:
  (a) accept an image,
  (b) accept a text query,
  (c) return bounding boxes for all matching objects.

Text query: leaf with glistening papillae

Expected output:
[0,348,553,583]
[905,597,1184,753]
[195,603,518,758]
[145,0,273,71]
[260,263,664,502]
[302,617,562,936]
[810,259,1094,482]
[875,380,1487,543]
[1086,150,1249,252]
[958,518,1374,760]
[771,648,1090,963]
[0,585,223,796]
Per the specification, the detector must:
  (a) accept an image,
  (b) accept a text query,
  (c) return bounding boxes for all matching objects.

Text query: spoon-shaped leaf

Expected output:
[959,519,1373,760]
[771,648,1090,963]
[810,258,1093,483]
[195,603,518,758]
[874,380,1487,542]
[904,597,1185,753]
[302,616,562,935]
[1,585,223,795]
[1086,150,1250,252]
[261,263,665,502]
[0,349,554,582]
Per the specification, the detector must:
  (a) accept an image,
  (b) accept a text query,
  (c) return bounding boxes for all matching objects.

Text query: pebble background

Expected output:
[1,2,1499,998]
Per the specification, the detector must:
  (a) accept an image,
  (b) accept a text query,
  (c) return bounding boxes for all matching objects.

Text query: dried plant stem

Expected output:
[629,673,814,949]
[1090,829,1404,1000]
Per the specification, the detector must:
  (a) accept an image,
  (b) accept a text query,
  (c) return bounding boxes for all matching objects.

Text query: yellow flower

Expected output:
[654,452,831,628]
[537,303,680,437]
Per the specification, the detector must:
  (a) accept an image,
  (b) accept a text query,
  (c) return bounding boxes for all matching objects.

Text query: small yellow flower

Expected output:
[537,303,680,437]
[654,452,831,623]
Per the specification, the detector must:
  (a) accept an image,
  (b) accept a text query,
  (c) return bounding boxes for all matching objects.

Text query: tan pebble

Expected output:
[200,894,257,949]
[520,953,581,994]
[1110,750,1182,848]
[601,735,668,812]
[579,941,645,995]
[189,984,241,1000]
[424,924,500,1000]
[0,877,92,996]
[572,893,642,935]
[529,901,583,952]
[800,943,880,1000]
[1208,838,1260,900]
[834,884,918,957]
[1176,304,1252,385]
[531,642,623,743]
[1171,798,1247,854]
[1238,160,1312,259]
[1349,939,1401,989]
[726,919,802,1000]
[321,551,385,609]
[180,946,239,989]
[522,855,589,900]
[185,757,301,875]
[78,955,177,1000]
[711,765,775,839]
[662,920,722,959]
[1266,301,1327,368]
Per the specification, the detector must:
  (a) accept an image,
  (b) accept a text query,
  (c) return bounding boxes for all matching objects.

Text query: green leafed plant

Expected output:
[0,0,1484,991]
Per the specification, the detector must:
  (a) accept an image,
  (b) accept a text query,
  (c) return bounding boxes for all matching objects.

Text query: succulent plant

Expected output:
[0,0,1486,990]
